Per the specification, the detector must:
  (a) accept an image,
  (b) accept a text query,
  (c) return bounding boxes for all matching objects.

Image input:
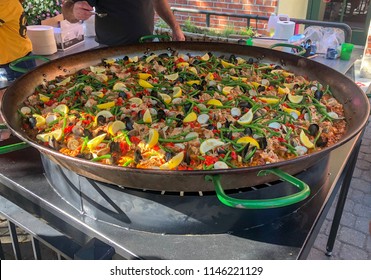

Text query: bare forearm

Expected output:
[153,0,180,32]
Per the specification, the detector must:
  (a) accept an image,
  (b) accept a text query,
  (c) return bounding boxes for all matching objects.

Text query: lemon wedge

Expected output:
[91,91,104,98]
[159,93,172,104]
[186,80,201,86]
[207,99,223,107]
[32,114,46,128]
[56,76,71,86]
[164,72,179,81]
[108,120,126,136]
[172,86,182,98]
[188,67,198,75]
[283,107,301,117]
[129,56,138,63]
[138,79,154,88]
[160,151,185,170]
[176,62,189,68]
[300,130,314,149]
[222,86,233,95]
[259,97,280,104]
[205,72,214,81]
[200,139,225,154]
[143,108,152,123]
[87,133,107,151]
[201,53,210,61]
[36,129,63,142]
[113,82,128,91]
[129,97,143,105]
[89,66,106,74]
[96,73,108,82]
[278,86,290,95]
[251,82,261,88]
[103,58,116,65]
[237,110,253,125]
[183,111,197,123]
[147,128,159,149]
[221,59,235,68]
[39,94,50,102]
[236,57,246,64]
[138,73,152,80]
[236,136,260,149]
[55,104,69,115]
[145,54,157,63]
[288,94,303,104]
[97,101,115,110]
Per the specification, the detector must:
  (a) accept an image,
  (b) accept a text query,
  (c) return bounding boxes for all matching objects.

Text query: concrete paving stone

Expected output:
[339,244,369,260]
[352,167,363,178]
[344,199,355,212]
[362,194,371,207]
[350,177,371,193]
[338,226,366,248]
[356,159,371,170]
[307,247,332,260]
[355,217,371,235]
[349,189,366,204]
[366,236,371,252]
[319,219,330,235]
[353,203,371,218]
[361,171,371,184]
[340,211,357,227]
[359,145,371,155]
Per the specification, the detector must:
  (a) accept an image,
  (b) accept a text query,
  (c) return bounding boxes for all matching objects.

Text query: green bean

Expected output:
[159,136,197,143]
[91,154,112,162]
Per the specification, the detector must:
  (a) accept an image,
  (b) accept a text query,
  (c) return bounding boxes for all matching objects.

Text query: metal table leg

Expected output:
[326,136,363,256]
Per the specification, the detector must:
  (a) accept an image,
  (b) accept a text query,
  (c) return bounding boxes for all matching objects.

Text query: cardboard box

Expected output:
[41,15,85,51]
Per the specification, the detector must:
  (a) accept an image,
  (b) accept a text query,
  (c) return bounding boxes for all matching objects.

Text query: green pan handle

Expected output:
[0,123,7,130]
[9,55,50,74]
[0,142,30,155]
[205,169,310,209]
[139,34,172,43]
[270,43,306,56]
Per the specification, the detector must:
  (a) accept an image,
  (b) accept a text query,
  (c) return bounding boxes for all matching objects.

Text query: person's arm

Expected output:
[62,0,94,23]
[152,0,185,41]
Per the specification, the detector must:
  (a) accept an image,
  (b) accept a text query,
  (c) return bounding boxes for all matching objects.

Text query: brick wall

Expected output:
[159,0,279,35]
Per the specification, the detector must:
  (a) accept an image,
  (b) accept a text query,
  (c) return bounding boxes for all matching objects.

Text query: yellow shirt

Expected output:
[0,0,33,64]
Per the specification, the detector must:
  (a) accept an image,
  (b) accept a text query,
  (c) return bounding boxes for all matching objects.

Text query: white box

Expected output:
[42,15,85,51]
[54,20,84,51]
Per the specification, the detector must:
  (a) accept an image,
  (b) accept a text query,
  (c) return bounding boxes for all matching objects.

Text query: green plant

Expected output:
[239,26,256,37]
[23,0,62,25]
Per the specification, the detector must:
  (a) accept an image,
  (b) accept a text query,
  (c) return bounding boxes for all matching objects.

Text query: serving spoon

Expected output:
[90,11,107,18]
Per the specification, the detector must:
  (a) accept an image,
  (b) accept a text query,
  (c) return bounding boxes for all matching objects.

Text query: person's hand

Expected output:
[72,1,94,21]
[172,28,185,41]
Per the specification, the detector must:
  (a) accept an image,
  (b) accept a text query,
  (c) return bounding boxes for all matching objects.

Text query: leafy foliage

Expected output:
[23,0,62,25]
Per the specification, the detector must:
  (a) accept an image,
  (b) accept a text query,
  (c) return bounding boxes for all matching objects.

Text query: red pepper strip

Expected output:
[64,125,74,134]
[204,155,219,166]
[120,142,130,154]
[130,136,141,144]
[230,151,237,160]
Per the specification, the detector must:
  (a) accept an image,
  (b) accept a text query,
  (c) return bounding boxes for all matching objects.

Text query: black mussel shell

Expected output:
[110,141,121,153]
[274,65,282,70]
[206,124,215,130]
[176,114,184,127]
[225,120,231,128]
[157,109,166,121]
[97,115,106,126]
[308,123,320,136]
[293,83,300,89]
[134,149,143,163]
[240,143,250,158]
[158,53,169,59]
[123,56,129,61]
[314,90,323,100]
[257,85,265,93]
[124,117,134,131]
[229,54,237,63]
[247,58,254,64]
[239,101,252,109]
[165,151,173,162]
[244,127,253,136]
[257,137,267,149]
[118,91,127,99]
[183,103,192,114]
[177,77,184,83]
[225,131,233,140]
[316,136,328,147]
[184,150,191,165]
[28,117,37,129]
[83,129,92,138]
